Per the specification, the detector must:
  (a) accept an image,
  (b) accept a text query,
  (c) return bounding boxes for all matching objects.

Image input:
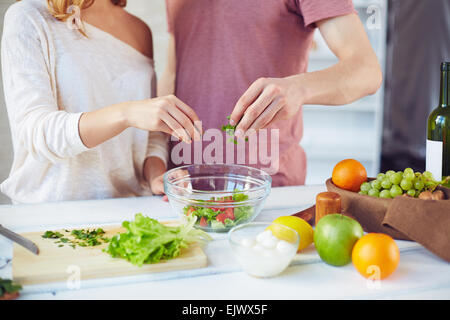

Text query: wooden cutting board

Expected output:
[13,222,208,285]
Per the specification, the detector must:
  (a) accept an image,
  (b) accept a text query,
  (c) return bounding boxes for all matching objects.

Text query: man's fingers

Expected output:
[261,108,284,130]
[235,85,278,134]
[247,97,284,132]
[230,78,267,126]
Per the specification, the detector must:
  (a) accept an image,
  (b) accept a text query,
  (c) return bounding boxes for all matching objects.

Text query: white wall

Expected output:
[126,0,169,79]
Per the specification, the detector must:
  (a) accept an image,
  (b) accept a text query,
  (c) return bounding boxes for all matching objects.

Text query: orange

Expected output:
[352,233,400,280]
[332,159,367,192]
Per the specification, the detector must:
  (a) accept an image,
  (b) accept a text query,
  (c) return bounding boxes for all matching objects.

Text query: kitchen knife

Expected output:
[0,224,39,255]
[291,205,315,226]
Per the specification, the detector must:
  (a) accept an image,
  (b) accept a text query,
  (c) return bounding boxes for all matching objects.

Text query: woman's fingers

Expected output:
[162,95,201,140]
[170,96,202,136]
[156,121,180,139]
[153,95,200,143]
[151,178,165,195]
[166,104,197,142]
[160,112,191,143]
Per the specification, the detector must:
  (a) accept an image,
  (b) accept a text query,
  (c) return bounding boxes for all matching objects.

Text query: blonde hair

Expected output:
[17,0,127,35]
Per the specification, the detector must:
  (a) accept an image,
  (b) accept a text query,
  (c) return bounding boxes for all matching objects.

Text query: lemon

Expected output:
[267,216,314,252]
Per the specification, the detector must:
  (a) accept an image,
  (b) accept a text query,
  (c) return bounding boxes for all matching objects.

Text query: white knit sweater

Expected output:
[1,0,168,203]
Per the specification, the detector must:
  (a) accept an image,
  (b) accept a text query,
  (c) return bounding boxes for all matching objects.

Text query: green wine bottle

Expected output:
[426,62,450,180]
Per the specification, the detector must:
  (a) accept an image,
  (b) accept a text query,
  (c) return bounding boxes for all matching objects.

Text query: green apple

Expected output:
[314,214,363,266]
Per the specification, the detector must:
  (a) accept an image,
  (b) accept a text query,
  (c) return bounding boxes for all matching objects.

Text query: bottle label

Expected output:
[426,139,443,180]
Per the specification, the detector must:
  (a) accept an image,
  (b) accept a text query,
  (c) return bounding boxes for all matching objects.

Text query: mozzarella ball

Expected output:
[261,236,278,249]
[256,230,273,243]
[276,240,295,254]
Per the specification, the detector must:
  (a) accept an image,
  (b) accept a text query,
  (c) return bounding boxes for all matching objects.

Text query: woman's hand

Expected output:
[79,95,200,148]
[144,157,166,195]
[125,95,201,143]
[229,76,304,137]
[150,172,165,195]
[145,158,190,196]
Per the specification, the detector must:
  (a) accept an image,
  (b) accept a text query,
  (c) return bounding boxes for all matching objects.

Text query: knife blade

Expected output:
[291,205,316,226]
[0,224,39,255]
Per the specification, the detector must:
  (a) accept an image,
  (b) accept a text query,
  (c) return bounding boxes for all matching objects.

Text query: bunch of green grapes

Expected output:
[359,169,439,199]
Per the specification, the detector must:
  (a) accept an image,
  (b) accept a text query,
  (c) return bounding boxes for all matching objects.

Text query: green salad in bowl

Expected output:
[183,192,254,230]
[164,164,271,232]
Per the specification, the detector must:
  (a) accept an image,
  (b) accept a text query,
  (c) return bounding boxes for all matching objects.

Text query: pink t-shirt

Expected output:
[166,0,355,187]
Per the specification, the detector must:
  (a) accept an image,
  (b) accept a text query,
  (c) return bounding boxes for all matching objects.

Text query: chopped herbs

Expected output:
[221,115,248,144]
[0,278,22,299]
[71,228,108,247]
[41,228,109,249]
[42,231,64,239]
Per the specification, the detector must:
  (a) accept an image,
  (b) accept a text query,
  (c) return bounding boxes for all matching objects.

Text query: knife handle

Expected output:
[292,205,316,226]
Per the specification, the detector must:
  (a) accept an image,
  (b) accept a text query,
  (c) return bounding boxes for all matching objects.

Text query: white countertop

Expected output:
[0,185,449,300]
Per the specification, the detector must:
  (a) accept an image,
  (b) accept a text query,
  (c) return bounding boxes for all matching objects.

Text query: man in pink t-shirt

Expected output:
[159,0,382,187]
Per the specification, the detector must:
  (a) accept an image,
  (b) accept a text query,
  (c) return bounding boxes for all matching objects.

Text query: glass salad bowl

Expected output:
[163,164,272,232]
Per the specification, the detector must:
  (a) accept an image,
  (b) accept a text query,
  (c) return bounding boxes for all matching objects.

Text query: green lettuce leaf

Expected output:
[105,214,212,267]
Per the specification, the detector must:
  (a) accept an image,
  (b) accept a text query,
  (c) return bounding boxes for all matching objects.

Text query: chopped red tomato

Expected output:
[199,217,208,227]
[224,208,235,220]
[216,213,227,223]
[186,207,196,216]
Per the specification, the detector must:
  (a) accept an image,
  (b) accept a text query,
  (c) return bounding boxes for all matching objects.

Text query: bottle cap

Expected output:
[441,62,450,71]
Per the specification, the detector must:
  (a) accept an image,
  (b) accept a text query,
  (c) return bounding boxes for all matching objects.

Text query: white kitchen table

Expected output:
[0,185,449,300]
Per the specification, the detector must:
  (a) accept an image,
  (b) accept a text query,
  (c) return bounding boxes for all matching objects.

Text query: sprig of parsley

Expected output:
[221,115,248,144]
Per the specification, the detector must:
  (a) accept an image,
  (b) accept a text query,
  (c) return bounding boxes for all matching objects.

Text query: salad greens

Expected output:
[0,278,22,298]
[105,214,212,267]
[183,192,254,230]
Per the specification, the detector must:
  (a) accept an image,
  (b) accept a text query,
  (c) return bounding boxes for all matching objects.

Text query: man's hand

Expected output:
[229,13,382,136]
[229,76,304,136]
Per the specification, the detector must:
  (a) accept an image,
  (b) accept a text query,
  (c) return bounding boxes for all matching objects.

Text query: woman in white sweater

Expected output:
[1,0,199,203]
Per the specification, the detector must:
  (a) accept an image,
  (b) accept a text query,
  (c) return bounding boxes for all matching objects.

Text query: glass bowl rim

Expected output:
[163,164,272,201]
